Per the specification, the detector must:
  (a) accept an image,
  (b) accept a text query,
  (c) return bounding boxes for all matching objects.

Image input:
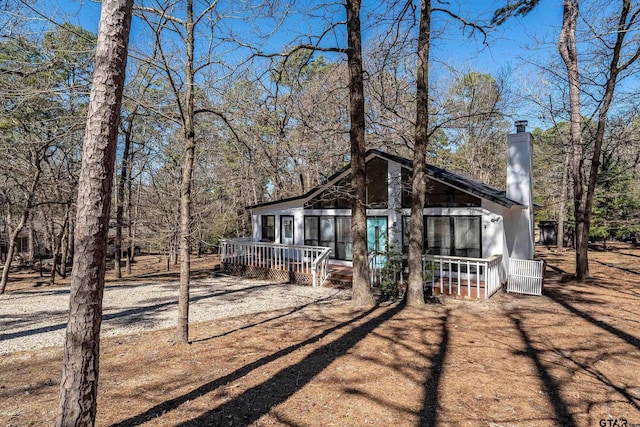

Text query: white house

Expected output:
[247,126,535,267]
[221,124,539,297]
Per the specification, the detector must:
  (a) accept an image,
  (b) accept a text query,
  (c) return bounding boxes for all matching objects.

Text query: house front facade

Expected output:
[247,126,536,273]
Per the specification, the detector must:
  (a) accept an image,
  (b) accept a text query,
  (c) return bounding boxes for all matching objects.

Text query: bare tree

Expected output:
[496,0,640,279]
[346,0,375,308]
[557,0,587,278]
[405,0,488,304]
[56,0,133,423]
[406,0,432,307]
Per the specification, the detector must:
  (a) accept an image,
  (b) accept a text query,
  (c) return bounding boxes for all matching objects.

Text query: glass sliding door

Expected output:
[336,217,352,261]
[304,217,319,246]
[453,216,481,258]
[320,216,336,258]
[426,216,451,256]
[425,216,482,258]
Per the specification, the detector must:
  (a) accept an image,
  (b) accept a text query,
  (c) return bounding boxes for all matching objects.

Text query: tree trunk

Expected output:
[176,0,196,343]
[582,0,634,270]
[557,150,569,249]
[558,0,588,280]
[51,211,70,283]
[115,123,133,278]
[406,0,432,306]
[346,0,375,309]
[60,208,71,278]
[126,150,140,274]
[27,222,35,264]
[55,0,132,424]
[0,168,41,294]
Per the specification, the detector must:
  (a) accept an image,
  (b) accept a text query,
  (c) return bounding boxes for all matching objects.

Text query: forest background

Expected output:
[1,0,639,281]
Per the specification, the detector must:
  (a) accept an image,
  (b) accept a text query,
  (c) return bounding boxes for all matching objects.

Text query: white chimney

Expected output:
[506,120,535,260]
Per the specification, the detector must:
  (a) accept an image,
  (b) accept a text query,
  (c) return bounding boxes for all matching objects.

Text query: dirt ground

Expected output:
[1,246,639,427]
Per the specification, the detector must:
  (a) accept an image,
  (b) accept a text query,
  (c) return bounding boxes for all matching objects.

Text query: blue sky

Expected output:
[47,0,562,75]
[41,0,566,128]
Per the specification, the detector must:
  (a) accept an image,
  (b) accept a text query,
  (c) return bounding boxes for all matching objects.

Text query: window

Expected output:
[366,157,388,208]
[305,178,351,209]
[453,217,481,258]
[336,217,352,260]
[261,215,275,242]
[425,216,481,257]
[402,215,482,258]
[401,171,481,208]
[402,216,411,253]
[320,216,336,258]
[304,217,319,246]
[401,168,412,208]
[426,217,452,256]
[304,215,353,260]
[281,216,294,245]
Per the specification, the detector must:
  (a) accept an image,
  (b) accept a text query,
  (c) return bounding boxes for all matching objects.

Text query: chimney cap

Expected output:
[515,120,528,133]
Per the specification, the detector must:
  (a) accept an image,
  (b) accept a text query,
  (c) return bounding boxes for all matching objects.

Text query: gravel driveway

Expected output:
[0,276,349,355]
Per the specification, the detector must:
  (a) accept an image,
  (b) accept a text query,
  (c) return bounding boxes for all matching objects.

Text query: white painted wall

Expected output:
[506,130,535,259]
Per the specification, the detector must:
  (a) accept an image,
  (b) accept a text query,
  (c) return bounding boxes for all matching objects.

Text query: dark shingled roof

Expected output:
[247,149,523,209]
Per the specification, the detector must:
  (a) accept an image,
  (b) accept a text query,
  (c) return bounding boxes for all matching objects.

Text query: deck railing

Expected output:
[368,252,505,299]
[219,240,332,287]
[423,254,505,299]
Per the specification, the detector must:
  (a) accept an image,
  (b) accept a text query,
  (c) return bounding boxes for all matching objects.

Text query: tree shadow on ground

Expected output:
[190,292,345,343]
[110,303,404,427]
[419,310,449,427]
[507,311,578,427]
[592,259,640,275]
[540,257,640,351]
[545,287,640,351]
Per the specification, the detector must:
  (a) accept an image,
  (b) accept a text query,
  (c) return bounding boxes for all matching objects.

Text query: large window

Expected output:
[304,217,319,246]
[320,216,335,256]
[336,217,352,260]
[305,178,351,209]
[452,217,481,257]
[402,215,481,258]
[401,168,480,208]
[366,157,388,208]
[427,216,452,256]
[261,215,275,242]
[304,216,352,260]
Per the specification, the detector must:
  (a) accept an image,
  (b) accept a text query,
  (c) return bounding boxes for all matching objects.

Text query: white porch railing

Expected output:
[219,240,332,287]
[368,252,403,288]
[423,254,505,299]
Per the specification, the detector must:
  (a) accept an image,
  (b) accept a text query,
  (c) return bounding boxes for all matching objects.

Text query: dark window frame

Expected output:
[425,215,482,258]
[304,215,353,260]
[261,215,275,242]
[401,167,481,209]
[402,215,482,258]
[365,157,388,208]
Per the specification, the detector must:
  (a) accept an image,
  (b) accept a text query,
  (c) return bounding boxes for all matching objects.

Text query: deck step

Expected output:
[324,269,353,288]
